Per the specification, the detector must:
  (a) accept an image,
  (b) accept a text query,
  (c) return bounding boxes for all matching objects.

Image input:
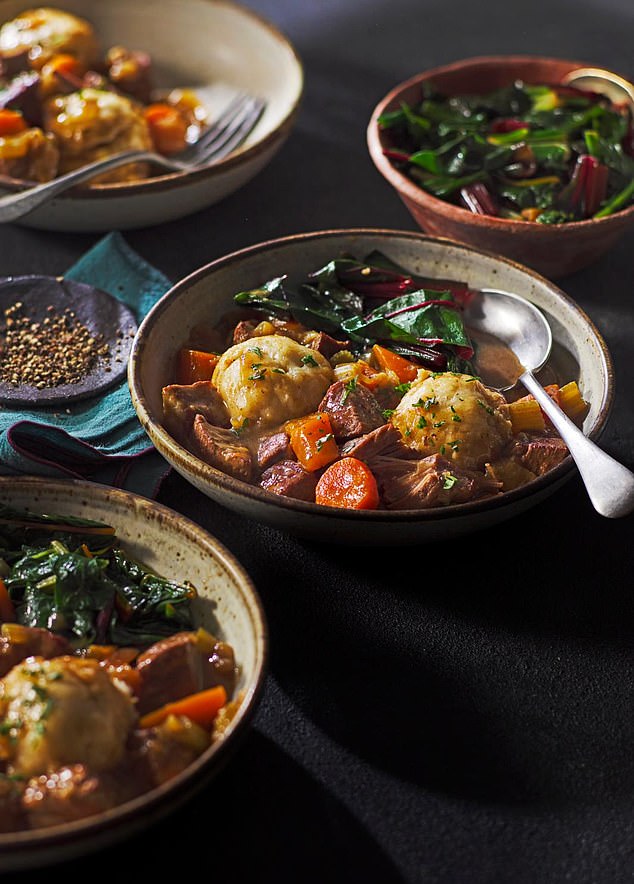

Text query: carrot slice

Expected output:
[144,102,189,155]
[175,347,220,384]
[0,579,15,623]
[43,53,85,79]
[0,109,27,137]
[139,684,228,730]
[371,344,419,383]
[286,412,339,472]
[315,457,380,510]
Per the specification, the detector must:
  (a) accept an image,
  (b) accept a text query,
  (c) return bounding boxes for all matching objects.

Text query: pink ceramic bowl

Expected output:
[367,55,634,279]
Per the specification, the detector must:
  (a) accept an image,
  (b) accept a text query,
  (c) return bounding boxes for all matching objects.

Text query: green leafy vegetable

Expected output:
[0,507,196,647]
[379,79,634,222]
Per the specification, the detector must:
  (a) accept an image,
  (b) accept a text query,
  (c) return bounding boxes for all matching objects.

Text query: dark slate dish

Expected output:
[0,275,138,406]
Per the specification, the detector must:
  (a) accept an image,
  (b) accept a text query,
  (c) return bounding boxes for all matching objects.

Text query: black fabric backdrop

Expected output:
[2,0,634,880]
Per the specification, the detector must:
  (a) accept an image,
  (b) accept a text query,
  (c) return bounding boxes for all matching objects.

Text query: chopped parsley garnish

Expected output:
[342,376,358,403]
[394,382,412,394]
[316,433,334,452]
[249,363,267,381]
[443,473,458,490]
[248,346,263,357]
[301,354,319,367]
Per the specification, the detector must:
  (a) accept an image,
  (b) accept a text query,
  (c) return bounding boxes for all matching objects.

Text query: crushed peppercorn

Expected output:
[0,301,110,390]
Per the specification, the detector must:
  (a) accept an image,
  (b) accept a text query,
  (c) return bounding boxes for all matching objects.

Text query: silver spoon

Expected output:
[462,289,634,519]
[560,67,634,108]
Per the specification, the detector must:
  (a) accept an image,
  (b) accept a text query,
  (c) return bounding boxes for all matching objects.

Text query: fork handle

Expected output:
[0,150,173,222]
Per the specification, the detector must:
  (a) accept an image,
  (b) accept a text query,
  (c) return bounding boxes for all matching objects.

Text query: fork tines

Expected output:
[180,92,266,165]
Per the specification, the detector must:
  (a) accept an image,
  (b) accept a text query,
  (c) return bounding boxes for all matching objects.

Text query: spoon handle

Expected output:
[520,370,634,519]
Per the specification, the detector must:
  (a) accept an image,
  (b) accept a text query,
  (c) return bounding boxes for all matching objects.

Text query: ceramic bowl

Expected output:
[366,56,634,279]
[0,475,268,871]
[0,0,303,232]
[128,228,614,545]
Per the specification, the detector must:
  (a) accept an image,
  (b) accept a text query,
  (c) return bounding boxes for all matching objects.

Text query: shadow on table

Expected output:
[159,472,634,811]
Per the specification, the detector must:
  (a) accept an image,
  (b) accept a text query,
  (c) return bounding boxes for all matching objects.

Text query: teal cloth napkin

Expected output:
[0,232,173,497]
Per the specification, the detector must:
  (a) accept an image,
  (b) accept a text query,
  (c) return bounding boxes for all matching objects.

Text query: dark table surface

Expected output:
[4,0,634,881]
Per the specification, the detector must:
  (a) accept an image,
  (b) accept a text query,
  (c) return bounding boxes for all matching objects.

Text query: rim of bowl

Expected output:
[0,474,269,855]
[366,55,634,235]
[0,0,305,200]
[129,226,615,526]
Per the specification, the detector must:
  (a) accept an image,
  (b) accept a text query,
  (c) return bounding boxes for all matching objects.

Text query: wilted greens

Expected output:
[234,251,476,373]
[0,504,196,647]
[378,80,634,222]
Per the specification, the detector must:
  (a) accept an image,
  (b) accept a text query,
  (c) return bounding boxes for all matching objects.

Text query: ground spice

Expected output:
[0,300,110,389]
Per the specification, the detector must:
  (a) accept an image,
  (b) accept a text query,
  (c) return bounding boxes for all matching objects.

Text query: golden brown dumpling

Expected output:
[0,126,58,181]
[0,7,100,69]
[391,371,513,470]
[212,334,334,430]
[0,656,137,778]
[43,87,153,182]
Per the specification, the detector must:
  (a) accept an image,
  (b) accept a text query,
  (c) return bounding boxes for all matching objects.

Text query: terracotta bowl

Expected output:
[0,0,303,232]
[0,476,268,870]
[366,56,634,279]
[128,228,614,545]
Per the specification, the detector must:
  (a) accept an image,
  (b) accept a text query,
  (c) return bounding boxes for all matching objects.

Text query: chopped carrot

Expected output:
[371,344,419,383]
[315,457,380,510]
[175,347,220,384]
[0,109,27,137]
[286,412,339,472]
[139,684,228,730]
[144,102,189,155]
[43,53,85,79]
[0,579,15,623]
[520,207,542,222]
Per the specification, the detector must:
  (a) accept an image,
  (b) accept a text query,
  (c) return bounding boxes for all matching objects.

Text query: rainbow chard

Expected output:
[341,290,474,363]
[558,154,608,217]
[460,181,499,215]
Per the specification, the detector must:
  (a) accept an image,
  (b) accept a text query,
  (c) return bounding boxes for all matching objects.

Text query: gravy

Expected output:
[468,327,524,390]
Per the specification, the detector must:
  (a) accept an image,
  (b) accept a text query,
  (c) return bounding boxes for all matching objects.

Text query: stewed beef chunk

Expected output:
[0,625,72,678]
[191,414,252,481]
[379,453,501,509]
[307,331,351,359]
[162,380,230,445]
[135,630,237,716]
[514,435,569,475]
[257,431,292,470]
[259,460,318,501]
[319,380,385,440]
[341,423,415,463]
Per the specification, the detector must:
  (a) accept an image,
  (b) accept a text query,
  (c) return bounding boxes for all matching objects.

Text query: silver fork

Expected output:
[0,91,266,222]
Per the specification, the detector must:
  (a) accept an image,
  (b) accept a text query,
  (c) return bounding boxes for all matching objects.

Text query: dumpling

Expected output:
[43,87,153,182]
[0,126,58,181]
[0,8,100,69]
[0,656,137,778]
[212,334,334,430]
[390,371,513,470]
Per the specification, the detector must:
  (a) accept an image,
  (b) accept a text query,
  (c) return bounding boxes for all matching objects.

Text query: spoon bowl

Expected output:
[561,66,634,108]
[463,289,552,391]
[463,288,634,519]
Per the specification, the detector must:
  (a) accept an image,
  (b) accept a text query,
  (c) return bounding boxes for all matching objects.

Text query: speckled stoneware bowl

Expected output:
[0,475,267,871]
[0,0,303,232]
[367,56,634,279]
[128,228,614,546]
